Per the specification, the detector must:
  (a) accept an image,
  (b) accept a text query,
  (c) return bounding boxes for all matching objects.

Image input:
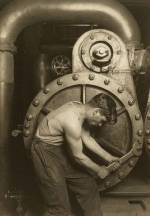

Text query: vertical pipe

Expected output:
[0,52,14,214]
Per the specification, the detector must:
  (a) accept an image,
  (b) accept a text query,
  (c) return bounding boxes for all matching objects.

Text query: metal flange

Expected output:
[23,72,143,191]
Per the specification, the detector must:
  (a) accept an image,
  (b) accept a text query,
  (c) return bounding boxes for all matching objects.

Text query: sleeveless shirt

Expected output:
[35,101,81,146]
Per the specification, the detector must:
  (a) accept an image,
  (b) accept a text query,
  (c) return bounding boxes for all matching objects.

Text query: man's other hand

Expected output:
[97,166,110,179]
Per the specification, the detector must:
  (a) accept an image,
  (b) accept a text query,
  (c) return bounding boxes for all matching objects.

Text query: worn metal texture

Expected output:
[23,72,143,191]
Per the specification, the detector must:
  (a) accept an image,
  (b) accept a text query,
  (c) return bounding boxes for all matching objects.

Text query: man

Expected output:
[31,93,119,216]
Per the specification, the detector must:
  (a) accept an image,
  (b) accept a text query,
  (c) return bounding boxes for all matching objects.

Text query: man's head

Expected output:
[85,93,117,126]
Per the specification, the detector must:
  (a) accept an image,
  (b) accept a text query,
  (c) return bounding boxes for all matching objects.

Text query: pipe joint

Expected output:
[0,43,17,53]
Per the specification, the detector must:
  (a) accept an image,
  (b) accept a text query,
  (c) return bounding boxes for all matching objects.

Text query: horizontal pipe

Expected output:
[0,0,140,48]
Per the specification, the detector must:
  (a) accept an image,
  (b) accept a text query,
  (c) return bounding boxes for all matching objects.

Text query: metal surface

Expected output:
[0,0,141,212]
[23,72,143,191]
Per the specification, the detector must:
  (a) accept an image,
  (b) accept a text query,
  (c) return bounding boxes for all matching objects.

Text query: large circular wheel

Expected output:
[23,72,143,191]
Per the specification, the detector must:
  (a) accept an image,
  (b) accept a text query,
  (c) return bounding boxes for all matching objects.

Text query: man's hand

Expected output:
[97,166,110,179]
[108,160,121,173]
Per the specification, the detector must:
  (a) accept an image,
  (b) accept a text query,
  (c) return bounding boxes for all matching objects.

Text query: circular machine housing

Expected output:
[24,72,143,191]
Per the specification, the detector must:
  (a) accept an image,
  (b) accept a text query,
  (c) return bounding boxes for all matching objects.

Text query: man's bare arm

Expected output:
[64,122,109,179]
[81,129,118,163]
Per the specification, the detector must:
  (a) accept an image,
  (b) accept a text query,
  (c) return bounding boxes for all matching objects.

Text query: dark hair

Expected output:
[87,93,117,124]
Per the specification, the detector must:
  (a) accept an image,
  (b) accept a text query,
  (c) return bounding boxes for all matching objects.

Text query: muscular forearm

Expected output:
[74,153,100,175]
[83,136,116,162]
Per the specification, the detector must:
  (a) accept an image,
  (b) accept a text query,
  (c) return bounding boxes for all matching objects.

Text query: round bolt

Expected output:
[128,99,135,106]
[117,50,121,55]
[129,159,135,167]
[43,88,49,94]
[118,86,124,93]
[24,130,30,137]
[90,34,94,40]
[57,78,63,85]
[146,129,150,136]
[147,139,150,144]
[104,79,110,85]
[89,73,95,80]
[72,74,79,81]
[26,114,33,121]
[135,114,141,120]
[147,114,150,120]
[137,130,143,137]
[81,48,85,55]
[32,99,40,107]
[107,35,112,40]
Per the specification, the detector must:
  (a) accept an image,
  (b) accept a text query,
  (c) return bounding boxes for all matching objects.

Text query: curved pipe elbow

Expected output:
[0,0,140,46]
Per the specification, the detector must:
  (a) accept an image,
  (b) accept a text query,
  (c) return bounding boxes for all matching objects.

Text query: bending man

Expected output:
[31,93,118,216]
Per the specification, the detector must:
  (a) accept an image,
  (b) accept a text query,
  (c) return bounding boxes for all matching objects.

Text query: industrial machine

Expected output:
[0,0,150,215]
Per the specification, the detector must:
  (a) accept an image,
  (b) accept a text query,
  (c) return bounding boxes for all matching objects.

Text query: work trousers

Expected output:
[31,139,102,216]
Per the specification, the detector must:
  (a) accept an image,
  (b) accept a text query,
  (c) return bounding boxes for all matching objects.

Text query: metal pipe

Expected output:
[0,0,140,212]
[0,0,140,47]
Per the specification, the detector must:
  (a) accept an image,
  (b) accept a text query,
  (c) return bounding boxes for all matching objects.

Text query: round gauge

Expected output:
[51,55,71,76]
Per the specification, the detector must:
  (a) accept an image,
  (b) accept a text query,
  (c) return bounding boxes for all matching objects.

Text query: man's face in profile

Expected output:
[86,108,107,127]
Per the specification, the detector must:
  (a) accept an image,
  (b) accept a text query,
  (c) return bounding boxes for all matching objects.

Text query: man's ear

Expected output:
[93,108,101,116]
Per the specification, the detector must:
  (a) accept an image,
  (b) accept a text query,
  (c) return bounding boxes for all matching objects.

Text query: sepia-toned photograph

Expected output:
[0,0,149,215]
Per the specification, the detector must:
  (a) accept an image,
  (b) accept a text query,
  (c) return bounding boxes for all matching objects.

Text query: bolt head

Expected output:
[137,130,143,136]
[24,130,30,137]
[33,99,40,107]
[26,114,33,121]
[118,86,124,93]
[43,88,49,94]
[90,34,94,40]
[89,73,95,80]
[104,79,110,85]
[57,78,63,85]
[146,129,150,136]
[128,99,135,106]
[72,74,79,81]
[135,114,141,120]
[147,114,150,120]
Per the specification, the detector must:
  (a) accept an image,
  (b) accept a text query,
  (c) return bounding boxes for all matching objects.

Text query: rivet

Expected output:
[72,74,79,81]
[57,78,63,85]
[129,159,135,167]
[147,114,150,120]
[81,48,85,55]
[128,99,135,106]
[26,114,33,121]
[90,34,94,40]
[24,130,30,137]
[43,88,50,94]
[147,139,150,144]
[117,50,121,55]
[105,181,111,188]
[118,171,124,179]
[108,35,112,40]
[137,130,143,136]
[146,129,150,136]
[89,73,95,80]
[118,86,124,93]
[32,99,40,107]
[24,122,30,129]
[135,114,141,120]
[104,79,110,85]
